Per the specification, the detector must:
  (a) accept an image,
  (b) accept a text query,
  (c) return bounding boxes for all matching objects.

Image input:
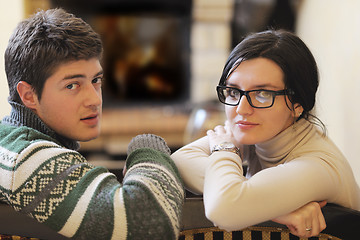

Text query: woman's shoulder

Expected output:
[301,125,346,161]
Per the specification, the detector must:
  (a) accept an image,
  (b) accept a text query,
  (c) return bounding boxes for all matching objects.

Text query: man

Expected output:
[0,8,184,239]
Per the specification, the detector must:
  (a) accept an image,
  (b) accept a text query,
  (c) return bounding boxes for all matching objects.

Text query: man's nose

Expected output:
[84,85,102,107]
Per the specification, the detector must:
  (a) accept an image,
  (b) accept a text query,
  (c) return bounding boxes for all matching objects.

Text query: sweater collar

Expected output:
[254,118,315,167]
[2,101,80,151]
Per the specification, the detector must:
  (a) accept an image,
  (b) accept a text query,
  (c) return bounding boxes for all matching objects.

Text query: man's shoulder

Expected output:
[0,123,62,153]
[0,122,85,174]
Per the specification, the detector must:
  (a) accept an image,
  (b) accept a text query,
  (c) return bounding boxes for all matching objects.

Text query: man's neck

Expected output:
[2,101,80,150]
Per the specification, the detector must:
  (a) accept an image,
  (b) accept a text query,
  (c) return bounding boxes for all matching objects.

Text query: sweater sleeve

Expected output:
[203,154,338,231]
[171,136,244,195]
[171,136,346,232]
[121,134,185,239]
[7,135,184,240]
[171,136,210,195]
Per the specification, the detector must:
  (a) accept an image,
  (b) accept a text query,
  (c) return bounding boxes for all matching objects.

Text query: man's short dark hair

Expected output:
[5,8,103,103]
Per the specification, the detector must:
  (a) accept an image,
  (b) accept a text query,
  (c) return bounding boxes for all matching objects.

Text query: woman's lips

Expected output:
[236,121,258,130]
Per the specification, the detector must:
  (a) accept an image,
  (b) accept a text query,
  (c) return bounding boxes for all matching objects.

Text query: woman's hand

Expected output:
[207,121,235,151]
[272,201,327,238]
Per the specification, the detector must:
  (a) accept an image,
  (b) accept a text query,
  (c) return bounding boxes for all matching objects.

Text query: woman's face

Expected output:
[225,57,302,145]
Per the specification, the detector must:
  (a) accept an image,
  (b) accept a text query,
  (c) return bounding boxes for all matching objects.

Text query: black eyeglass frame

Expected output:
[216,85,293,109]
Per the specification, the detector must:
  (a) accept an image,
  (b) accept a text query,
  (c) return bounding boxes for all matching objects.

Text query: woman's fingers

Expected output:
[300,202,326,237]
[273,201,327,238]
[207,124,235,152]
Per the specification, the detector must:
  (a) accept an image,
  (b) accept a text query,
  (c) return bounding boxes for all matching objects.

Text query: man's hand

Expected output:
[272,201,327,238]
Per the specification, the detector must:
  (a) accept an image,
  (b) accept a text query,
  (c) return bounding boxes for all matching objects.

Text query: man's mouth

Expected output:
[81,114,98,120]
[81,115,97,120]
[80,114,100,126]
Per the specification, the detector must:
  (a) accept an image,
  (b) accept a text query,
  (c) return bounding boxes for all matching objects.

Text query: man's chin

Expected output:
[75,130,101,142]
[78,137,97,142]
[79,134,100,142]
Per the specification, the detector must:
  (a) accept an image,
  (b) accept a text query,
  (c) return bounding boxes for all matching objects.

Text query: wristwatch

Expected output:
[211,142,240,155]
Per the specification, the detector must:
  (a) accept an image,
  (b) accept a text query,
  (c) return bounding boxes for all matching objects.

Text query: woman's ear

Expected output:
[16,81,38,110]
[293,103,304,118]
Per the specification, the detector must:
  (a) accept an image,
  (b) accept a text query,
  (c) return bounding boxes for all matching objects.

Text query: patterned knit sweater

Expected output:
[0,102,184,240]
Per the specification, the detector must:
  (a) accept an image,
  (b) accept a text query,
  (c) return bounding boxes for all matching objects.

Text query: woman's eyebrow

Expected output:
[227,83,281,89]
[252,84,279,89]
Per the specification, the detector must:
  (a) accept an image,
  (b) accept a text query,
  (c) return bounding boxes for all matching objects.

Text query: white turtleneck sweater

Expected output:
[171,119,360,231]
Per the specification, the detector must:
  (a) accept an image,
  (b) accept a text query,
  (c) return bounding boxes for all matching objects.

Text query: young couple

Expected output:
[1,8,359,240]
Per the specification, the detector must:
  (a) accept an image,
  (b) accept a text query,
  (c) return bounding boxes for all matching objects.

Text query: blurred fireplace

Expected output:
[51,0,192,108]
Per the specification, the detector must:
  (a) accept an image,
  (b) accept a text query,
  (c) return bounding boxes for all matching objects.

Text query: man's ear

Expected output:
[16,81,38,110]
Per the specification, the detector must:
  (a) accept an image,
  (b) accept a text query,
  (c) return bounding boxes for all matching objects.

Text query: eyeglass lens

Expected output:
[219,87,275,108]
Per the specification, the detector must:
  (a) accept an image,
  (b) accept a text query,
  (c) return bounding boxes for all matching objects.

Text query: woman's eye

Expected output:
[255,91,273,102]
[258,91,272,98]
[66,83,79,90]
[227,89,239,98]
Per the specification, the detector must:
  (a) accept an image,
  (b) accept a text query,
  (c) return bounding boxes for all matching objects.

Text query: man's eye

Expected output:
[92,77,103,84]
[66,83,79,90]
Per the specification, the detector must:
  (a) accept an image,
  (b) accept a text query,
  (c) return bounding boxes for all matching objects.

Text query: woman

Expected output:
[171,29,360,238]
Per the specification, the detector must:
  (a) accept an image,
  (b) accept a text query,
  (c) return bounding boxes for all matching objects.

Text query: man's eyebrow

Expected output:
[63,74,86,80]
[62,71,103,80]
[94,70,104,77]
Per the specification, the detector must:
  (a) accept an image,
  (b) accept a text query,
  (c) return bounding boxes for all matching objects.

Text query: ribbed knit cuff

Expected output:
[127,134,171,156]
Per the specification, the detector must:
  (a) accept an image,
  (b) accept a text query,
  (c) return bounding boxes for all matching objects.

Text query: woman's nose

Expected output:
[236,95,253,115]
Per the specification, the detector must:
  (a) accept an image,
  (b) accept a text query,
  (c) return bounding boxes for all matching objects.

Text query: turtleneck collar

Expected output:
[253,119,316,168]
[1,101,80,151]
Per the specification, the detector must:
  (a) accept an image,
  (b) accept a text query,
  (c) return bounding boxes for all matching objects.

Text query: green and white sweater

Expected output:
[0,102,184,240]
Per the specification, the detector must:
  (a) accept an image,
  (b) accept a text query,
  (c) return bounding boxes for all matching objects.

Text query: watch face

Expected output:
[212,142,239,155]
[221,142,235,149]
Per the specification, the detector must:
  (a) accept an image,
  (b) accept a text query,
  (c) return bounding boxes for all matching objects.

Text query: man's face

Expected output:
[33,58,103,141]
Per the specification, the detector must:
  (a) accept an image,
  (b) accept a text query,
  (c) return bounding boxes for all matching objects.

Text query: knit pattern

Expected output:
[124,151,184,239]
[1,142,87,213]
[0,120,184,239]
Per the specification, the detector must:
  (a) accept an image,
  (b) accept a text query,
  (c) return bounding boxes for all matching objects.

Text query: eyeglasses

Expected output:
[216,85,292,109]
